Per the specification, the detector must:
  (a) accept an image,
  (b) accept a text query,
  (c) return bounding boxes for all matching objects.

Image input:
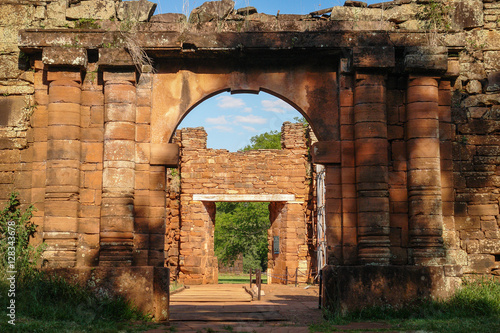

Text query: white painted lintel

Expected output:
[192,194,296,202]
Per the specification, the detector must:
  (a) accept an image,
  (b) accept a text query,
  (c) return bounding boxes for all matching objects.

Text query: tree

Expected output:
[214,202,269,272]
[240,130,281,151]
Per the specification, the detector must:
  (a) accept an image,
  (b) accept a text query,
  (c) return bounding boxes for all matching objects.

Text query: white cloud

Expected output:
[261,99,294,114]
[211,125,234,133]
[216,95,245,109]
[205,115,228,125]
[234,115,267,125]
[243,107,253,113]
[242,126,258,132]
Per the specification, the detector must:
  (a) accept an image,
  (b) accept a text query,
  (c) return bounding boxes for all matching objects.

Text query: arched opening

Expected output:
[165,91,319,286]
[171,90,317,151]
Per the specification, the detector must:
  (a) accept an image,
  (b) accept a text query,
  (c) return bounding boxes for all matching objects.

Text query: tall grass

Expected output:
[0,193,152,332]
[314,277,500,333]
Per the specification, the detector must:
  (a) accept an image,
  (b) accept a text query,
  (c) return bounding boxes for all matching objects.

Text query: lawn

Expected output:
[312,277,500,333]
[218,272,268,284]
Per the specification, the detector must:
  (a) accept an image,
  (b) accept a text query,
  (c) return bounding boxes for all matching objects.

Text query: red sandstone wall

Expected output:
[176,123,315,283]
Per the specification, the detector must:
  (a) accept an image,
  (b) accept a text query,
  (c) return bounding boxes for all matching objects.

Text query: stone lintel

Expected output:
[42,47,88,68]
[46,70,82,82]
[99,48,135,67]
[192,194,296,202]
[150,143,179,167]
[353,46,395,69]
[405,46,448,73]
[311,141,341,164]
[103,70,137,83]
[19,30,460,55]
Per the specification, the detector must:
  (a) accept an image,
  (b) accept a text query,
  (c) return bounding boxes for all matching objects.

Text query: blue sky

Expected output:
[148,1,377,150]
[152,1,347,16]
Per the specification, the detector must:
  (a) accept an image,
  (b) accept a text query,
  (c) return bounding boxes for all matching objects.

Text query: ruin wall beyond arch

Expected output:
[173,123,314,284]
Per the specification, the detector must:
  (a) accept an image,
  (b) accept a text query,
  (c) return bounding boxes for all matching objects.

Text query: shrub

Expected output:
[0,192,44,281]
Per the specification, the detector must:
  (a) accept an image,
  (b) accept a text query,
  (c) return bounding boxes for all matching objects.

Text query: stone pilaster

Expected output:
[44,71,82,268]
[354,73,391,264]
[100,72,137,266]
[406,76,445,265]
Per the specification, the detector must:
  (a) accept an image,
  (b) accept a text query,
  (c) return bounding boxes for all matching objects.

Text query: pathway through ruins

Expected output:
[161,284,322,332]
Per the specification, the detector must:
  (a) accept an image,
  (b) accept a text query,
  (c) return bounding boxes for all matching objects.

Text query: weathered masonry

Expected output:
[1,0,500,317]
[172,124,315,285]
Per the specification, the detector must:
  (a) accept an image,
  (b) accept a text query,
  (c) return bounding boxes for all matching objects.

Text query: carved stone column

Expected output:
[44,70,82,267]
[99,71,137,266]
[354,73,391,264]
[406,76,445,265]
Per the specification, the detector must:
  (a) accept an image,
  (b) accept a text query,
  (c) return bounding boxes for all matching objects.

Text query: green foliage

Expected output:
[417,0,451,31]
[75,18,101,29]
[0,192,44,281]
[214,202,270,272]
[315,277,500,333]
[0,271,151,331]
[240,130,281,151]
[293,116,308,126]
[0,193,151,331]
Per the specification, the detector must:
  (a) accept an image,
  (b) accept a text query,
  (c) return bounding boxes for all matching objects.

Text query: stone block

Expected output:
[102,167,134,189]
[99,48,134,67]
[478,239,500,253]
[150,143,179,167]
[104,122,135,140]
[353,46,395,68]
[466,254,495,274]
[0,95,28,126]
[91,106,105,125]
[104,140,135,161]
[66,0,117,20]
[406,119,439,139]
[311,141,341,164]
[43,267,169,321]
[44,216,78,232]
[468,204,499,216]
[355,138,388,166]
[43,47,87,68]
[81,142,103,163]
[81,91,104,106]
[47,103,81,126]
[455,216,481,230]
[105,103,136,122]
[117,0,157,22]
[322,266,457,313]
[47,140,81,160]
[452,0,484,29]
[46,167,80,187]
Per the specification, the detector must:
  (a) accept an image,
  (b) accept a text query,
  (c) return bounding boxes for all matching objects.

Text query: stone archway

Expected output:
[14,1,472,316]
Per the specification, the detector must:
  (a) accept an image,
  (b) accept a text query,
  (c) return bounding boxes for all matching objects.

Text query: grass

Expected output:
[218,272,268,284]
[0,271,162,332]
[312,277,500,333]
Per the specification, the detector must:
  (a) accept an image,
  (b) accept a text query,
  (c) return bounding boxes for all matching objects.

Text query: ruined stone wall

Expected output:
[452,1,500,276]
[176,123,314,283]
[1,0,500,285]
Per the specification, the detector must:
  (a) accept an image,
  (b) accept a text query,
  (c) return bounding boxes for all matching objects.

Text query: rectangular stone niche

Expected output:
[192,194,296,202]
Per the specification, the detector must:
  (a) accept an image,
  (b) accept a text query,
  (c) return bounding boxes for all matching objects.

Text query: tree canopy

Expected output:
[240,130,281,151]
[214,202,270,272]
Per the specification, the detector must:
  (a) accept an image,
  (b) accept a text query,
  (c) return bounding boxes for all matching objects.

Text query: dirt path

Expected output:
[142,284,399,332]
[145,283,322,332]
